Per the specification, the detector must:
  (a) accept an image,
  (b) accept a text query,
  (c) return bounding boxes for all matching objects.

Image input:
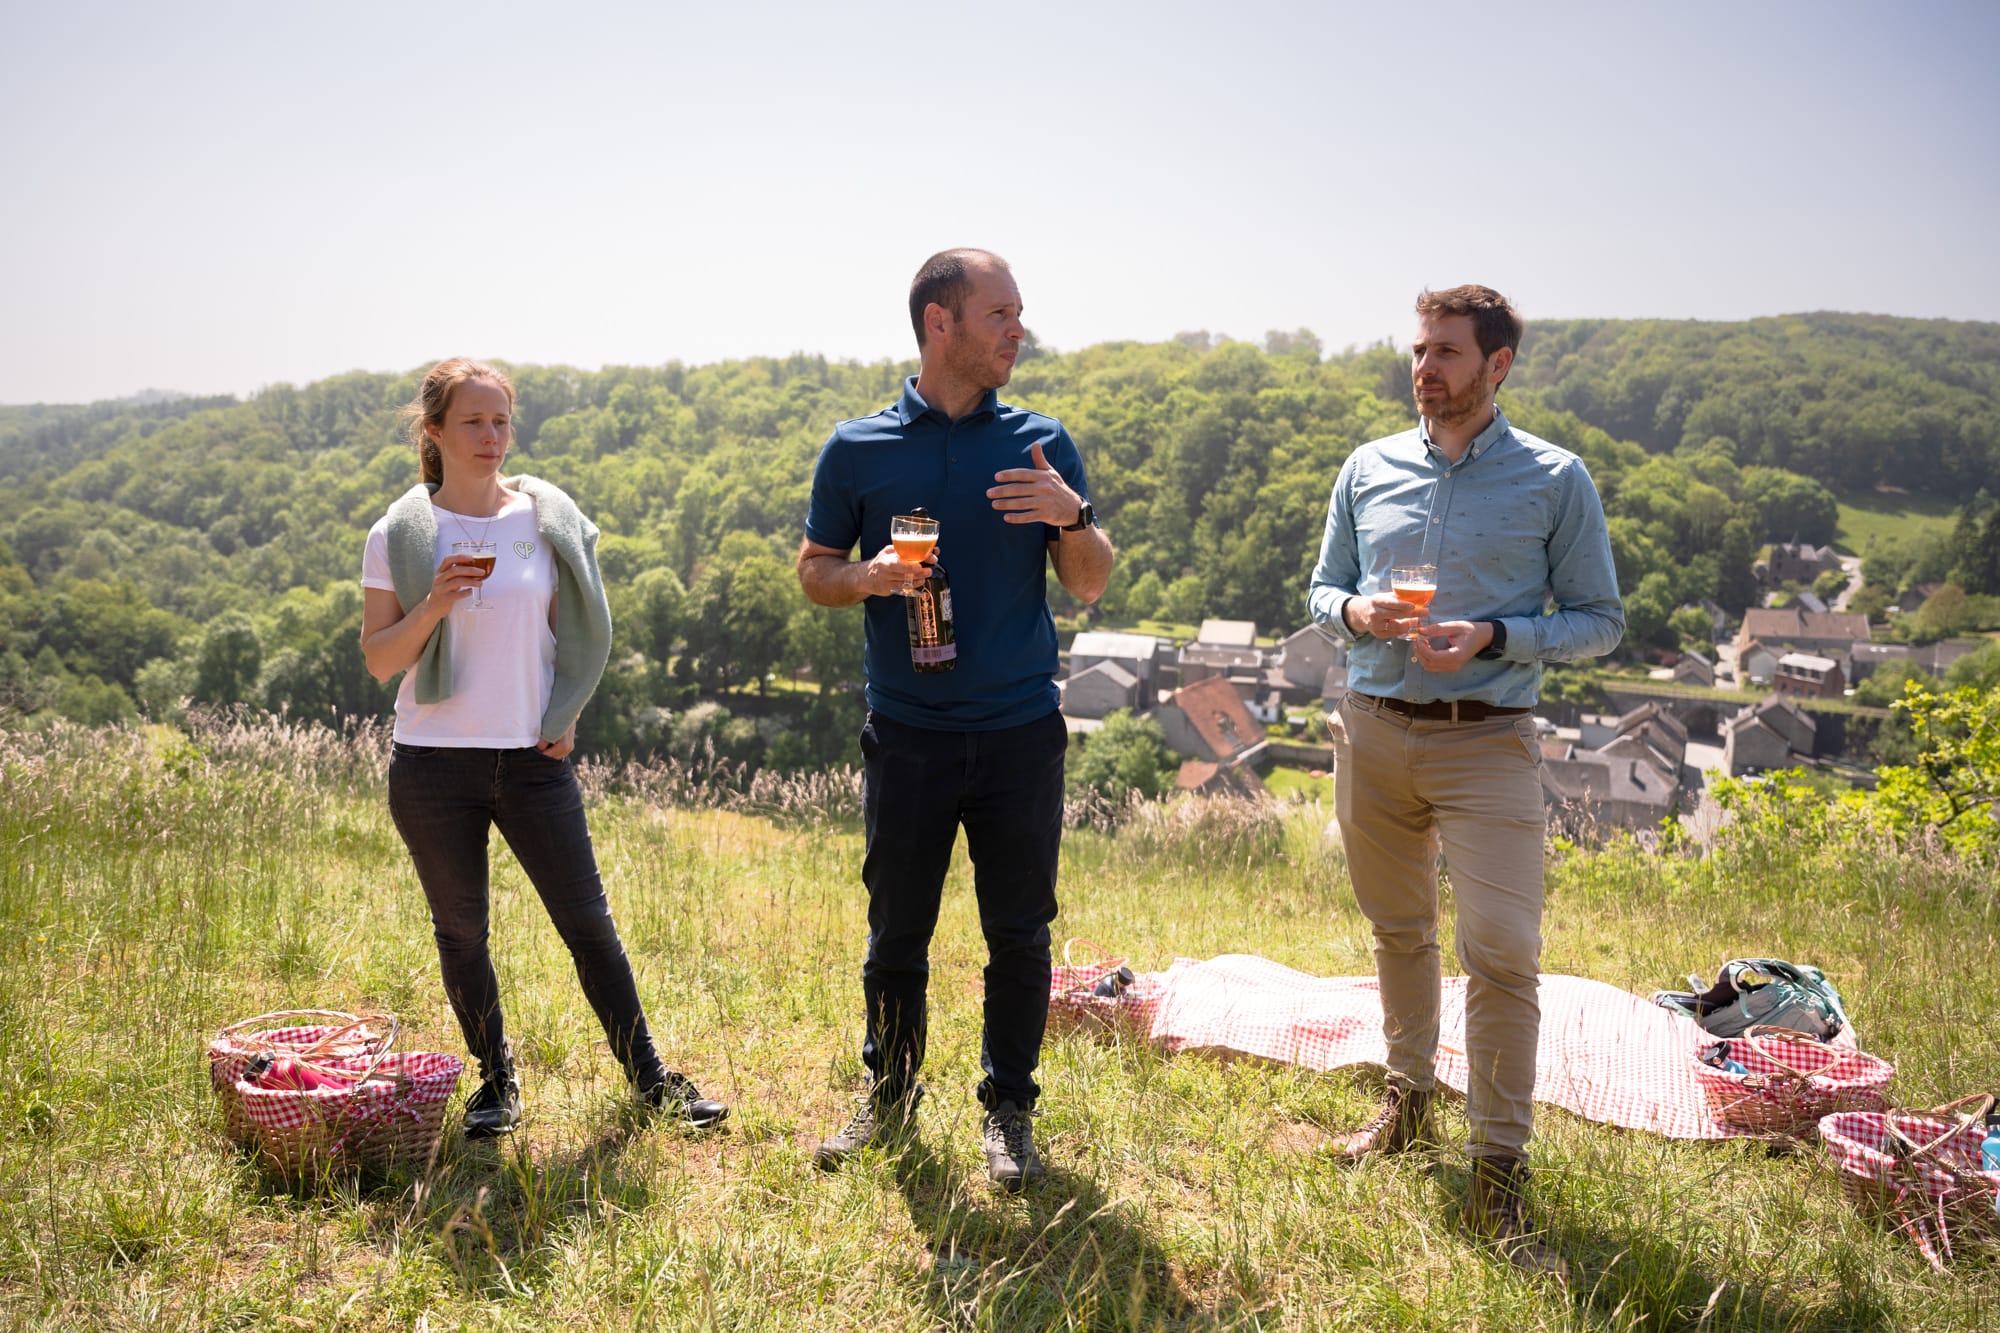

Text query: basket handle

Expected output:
[1739,1024,1833,1081]
[1884,1092,1996,1168]
[218,1009,360,1038]
[1059,937,1127,996]
[343,1015,402,1089]
[297,1013,396,1059]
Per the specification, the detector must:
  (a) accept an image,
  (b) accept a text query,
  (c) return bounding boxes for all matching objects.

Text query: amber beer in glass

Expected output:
[1390,562,1437,640]
[890,512,939,596]
[451,540,498,611]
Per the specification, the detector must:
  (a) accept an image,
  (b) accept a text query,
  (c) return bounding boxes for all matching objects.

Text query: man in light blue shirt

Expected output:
[1308,285,1623,1282]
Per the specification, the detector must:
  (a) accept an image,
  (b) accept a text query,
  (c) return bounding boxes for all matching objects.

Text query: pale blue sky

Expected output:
[2,0,1995,404]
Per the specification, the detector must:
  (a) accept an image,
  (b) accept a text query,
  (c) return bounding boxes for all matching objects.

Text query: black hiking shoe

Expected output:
[463,1044,522,1140]
[638,1069,729,1129]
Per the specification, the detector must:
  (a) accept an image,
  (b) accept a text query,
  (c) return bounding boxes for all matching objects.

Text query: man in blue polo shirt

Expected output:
[1308,285,1623,1280]
[797,248,1113,1190]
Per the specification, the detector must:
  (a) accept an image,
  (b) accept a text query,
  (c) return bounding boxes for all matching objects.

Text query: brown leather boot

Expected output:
[1329,1084,1433,1162]
[1465,1155,1570,1282]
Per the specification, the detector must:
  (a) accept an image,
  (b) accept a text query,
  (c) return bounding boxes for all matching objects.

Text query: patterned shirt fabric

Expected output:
[1307,408,1625,706]
[1049,954,1865,1141]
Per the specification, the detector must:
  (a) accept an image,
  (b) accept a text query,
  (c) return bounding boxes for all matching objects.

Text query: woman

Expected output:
[360,357,725,1136]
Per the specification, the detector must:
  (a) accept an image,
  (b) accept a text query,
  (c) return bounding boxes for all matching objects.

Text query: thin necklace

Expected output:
[440,491,507,545]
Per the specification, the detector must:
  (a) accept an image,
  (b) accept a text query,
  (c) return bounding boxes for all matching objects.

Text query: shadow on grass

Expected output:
[1429,1160,1900,1332]
[888,1133,1249,1331]
[247,1106,691,1298]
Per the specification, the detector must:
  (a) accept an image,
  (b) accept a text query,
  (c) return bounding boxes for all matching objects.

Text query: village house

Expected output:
[1272,625,1345,706]
[1672,650,1715,687]
[1736,608,1871,661]
[1773,652,1845,699]
[1738,640,1781,686]
[1722,695,1817,775]
[1541,703,1690,834]
[1154,676,1271,775]
[1061,660,1141,720]
[1759,541,1843,587]
[1068,631,1168,700]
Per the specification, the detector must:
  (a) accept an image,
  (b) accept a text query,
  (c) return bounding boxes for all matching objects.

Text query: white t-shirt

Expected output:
[361,492,558,747]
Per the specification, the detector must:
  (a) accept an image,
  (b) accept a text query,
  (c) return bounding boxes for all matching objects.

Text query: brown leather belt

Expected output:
[1355,692,1530,723]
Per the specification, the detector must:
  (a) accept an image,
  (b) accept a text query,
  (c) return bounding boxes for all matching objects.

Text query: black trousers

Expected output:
[858,709,1066,1110]
[386,743,665,1088]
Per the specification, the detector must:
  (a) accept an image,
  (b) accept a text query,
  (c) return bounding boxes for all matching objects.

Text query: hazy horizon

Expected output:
[5,0,1997,405]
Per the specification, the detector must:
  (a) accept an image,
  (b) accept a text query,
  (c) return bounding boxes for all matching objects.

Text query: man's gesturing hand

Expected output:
[988,440,1083,527]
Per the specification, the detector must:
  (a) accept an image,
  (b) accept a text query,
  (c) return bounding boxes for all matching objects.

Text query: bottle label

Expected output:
[912,642,957,664]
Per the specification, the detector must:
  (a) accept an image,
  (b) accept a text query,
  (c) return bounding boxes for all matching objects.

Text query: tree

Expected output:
[1740,468,1838,545]
[1869,684,2000,855]
[1945,640,2000,692]
[192,611,262,706]
[1158,574,1206,627]
[1065,709,1173,801]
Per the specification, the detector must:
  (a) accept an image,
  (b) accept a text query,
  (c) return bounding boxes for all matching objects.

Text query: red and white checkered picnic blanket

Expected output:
[1050,953,1862,1140]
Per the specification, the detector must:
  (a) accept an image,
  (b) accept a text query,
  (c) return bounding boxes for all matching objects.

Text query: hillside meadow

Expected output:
[2,715,1997,1331]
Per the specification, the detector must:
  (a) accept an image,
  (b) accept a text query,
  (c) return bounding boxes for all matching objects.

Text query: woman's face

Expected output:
[426,378,512,482]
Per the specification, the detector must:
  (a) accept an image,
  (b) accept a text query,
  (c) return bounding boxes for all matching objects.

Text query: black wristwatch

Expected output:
[1474,619,1507,660]
[1061,500,1097,532]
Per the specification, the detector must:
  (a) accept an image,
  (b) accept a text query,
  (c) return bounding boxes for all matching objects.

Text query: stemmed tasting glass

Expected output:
[889,514,939,598]
[1389,562,1437,640]
[451,540,498,611]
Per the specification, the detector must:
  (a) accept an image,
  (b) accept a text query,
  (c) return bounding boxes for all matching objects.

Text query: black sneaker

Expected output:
[812,1085,925,1171]
[463,1050,522,1140]
[639,1070,729,1129]
[981,1101,1045,1192]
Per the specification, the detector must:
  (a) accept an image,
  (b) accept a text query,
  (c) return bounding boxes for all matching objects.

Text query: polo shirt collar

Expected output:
[894,375,999,425]
[1419,405,1512,466]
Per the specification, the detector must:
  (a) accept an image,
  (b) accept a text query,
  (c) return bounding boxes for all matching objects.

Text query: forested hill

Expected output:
[3,313,1998,755]
[1514,313,2000,492]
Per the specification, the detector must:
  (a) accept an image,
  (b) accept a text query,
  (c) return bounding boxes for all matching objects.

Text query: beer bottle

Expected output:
[906,558,957,673]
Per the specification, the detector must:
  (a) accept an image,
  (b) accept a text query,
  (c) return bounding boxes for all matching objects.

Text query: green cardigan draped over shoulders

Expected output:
[382,475,612,743]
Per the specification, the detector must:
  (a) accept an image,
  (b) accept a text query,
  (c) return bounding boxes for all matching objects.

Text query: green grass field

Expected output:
[1833,494,1960,557]
[2,717,1997,1330]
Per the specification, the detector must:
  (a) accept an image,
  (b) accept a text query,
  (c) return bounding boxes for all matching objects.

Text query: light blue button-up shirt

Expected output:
[1307,408,1625,707]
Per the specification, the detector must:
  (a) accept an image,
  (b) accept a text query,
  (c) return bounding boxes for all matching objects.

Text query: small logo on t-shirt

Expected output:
[513,541,536,559]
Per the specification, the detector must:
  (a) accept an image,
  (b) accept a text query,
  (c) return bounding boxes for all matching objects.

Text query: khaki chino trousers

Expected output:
[1330,690,1547,1158]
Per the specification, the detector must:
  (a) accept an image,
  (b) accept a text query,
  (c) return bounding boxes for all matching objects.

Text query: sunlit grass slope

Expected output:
[2,716,1996,1330]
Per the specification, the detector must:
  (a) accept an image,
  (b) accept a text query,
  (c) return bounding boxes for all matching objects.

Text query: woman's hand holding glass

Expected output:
[429,547,493,615]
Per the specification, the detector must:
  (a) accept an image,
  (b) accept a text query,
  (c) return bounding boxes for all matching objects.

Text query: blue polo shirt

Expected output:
[805,376,1090,731]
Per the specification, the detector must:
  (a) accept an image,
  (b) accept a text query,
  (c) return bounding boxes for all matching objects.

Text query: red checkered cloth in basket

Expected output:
[237,1051,463,1162]
[208,1024,376,1094]
[1819,1110,2000,1268]
[1050,954,1863,1140]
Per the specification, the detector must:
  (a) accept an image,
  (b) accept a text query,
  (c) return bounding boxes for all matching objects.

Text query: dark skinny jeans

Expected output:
[859,708,1066,1111]
[387,743,664,1087]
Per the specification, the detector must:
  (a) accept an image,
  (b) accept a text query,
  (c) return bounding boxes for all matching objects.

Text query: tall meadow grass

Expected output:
[0,718,1995,1330]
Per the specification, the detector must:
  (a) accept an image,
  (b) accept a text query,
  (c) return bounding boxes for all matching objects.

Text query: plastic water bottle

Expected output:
[1700,1041,1748,1077]
[1093,966,1135,998]
[1983,1106,2000,1218]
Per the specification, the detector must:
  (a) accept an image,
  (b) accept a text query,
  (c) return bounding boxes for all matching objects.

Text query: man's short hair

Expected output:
[1415,285,1524,363]
[909,248,1003,349]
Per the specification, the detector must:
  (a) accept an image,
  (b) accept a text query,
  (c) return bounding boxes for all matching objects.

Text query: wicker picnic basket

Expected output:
[1819,1094,2000,1268]
[235,1043,463,1177]
[206,1010,396,1145]
[1048,937,1152,1034]
[1689,1024,1894,1136]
